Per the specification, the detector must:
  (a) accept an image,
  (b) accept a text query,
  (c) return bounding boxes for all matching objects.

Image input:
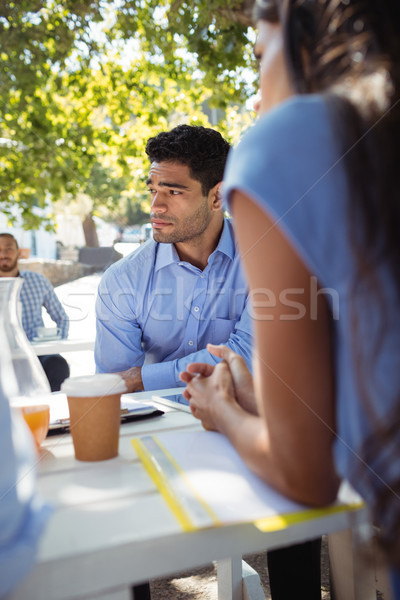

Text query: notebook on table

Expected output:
[47,392,164,435]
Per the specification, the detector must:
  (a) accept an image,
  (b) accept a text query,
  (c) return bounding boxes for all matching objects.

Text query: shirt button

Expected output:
[200,274,205,279]
[194,306,199,312]
[188,340,194,346]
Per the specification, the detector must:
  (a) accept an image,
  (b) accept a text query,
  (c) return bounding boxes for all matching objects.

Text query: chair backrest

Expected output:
[78,247,122,270]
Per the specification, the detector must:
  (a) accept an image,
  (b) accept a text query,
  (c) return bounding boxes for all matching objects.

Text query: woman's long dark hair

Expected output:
[254,0,400,566]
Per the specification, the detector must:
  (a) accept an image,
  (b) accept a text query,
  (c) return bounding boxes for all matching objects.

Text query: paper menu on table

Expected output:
[131,430,364,532]
[49,392,158,426]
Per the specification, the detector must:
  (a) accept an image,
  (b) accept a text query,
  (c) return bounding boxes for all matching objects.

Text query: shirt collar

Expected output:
[154,218,235,272]
[213,218,235,261]
[154,242,179,271]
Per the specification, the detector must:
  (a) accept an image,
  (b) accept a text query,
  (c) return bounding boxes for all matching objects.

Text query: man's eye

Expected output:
[170,190,181,195]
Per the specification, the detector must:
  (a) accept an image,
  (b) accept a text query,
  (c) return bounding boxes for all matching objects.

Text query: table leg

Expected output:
[217,559,265,600]
[242,561,266,600]
[217,558,243,600]
[328,528,377,600]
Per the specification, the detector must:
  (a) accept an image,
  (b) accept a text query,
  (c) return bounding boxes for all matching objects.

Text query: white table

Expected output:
[10,389,369,600]
[31,338,95,356]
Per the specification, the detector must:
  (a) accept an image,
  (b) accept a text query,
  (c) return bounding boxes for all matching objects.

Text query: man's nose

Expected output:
[151,192,167,212]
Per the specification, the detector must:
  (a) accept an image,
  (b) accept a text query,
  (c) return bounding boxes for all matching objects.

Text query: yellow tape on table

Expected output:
[132,436,221,531]
[255,501,365,532]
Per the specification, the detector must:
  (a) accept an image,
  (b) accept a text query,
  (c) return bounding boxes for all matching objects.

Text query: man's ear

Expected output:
[210,182,223,211]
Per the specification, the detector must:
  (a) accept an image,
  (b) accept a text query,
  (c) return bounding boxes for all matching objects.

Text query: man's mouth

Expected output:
[0,262,13,272]
[151,219,172,229]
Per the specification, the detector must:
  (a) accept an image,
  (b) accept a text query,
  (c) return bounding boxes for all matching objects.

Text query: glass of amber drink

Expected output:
[11,400,50,449]
[21,404,50,448]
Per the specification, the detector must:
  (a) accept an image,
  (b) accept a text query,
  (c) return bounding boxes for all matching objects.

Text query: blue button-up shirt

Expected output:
[95,219,253,390]
[19,271,69,341]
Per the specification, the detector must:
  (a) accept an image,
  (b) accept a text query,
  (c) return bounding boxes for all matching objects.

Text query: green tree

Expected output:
[0,1,105,229]
[113,0,256,108]
[0,0,257,235]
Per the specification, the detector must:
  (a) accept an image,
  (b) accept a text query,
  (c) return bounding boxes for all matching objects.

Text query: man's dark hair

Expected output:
[0,233,18,248]
[145,124,231,195]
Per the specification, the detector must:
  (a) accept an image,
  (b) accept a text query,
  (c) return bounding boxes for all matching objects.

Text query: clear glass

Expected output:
[0,278,51,398]
[0,307,19,400]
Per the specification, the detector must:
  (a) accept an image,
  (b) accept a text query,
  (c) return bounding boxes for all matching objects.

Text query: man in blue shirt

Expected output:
[95,125,252,392]
[0,233,70,391]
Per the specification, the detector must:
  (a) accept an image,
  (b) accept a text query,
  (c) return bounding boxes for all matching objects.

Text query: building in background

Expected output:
[0,214,57,260]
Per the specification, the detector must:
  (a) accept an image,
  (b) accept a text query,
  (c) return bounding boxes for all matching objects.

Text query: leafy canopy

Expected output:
[0,0,257,230]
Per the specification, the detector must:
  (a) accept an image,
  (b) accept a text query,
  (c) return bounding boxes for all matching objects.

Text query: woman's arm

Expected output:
[187,191,339,506]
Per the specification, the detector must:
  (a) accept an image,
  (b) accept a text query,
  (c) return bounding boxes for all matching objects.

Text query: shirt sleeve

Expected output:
[0,388,51,597]
[141,295,253,390]
[94,268,145,373]
[42,278,69,339]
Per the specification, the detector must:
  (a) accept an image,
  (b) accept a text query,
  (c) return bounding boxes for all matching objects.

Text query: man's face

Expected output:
[147,161,215,244]
[0,237,19,273]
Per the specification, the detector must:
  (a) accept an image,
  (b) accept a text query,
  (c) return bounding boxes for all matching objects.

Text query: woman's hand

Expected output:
[182,358,238,431]
[208,345,257,414]
[181,345,257,415]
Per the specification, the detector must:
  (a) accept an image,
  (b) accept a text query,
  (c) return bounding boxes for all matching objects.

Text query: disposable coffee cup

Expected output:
[61,374,127,462]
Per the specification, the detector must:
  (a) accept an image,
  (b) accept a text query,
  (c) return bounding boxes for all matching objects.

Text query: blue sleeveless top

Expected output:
[224,95,400,522]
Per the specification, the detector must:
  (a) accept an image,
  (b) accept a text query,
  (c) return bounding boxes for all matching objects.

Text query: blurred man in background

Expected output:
[0,232,70,391]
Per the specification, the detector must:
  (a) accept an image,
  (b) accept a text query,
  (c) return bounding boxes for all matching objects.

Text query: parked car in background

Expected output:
[120,226,141,243]
[140,223,153,243]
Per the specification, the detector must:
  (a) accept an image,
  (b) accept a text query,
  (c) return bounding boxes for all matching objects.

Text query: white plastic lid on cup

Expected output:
[61,374,127,397]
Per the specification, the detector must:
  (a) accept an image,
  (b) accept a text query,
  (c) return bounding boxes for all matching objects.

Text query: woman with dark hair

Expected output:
[181,0,400,596]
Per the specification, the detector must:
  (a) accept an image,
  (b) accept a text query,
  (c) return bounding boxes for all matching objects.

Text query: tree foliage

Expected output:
[0,0,257,231]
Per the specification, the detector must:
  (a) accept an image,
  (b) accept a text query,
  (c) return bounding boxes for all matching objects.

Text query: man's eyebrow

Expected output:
[146,177,189,190]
